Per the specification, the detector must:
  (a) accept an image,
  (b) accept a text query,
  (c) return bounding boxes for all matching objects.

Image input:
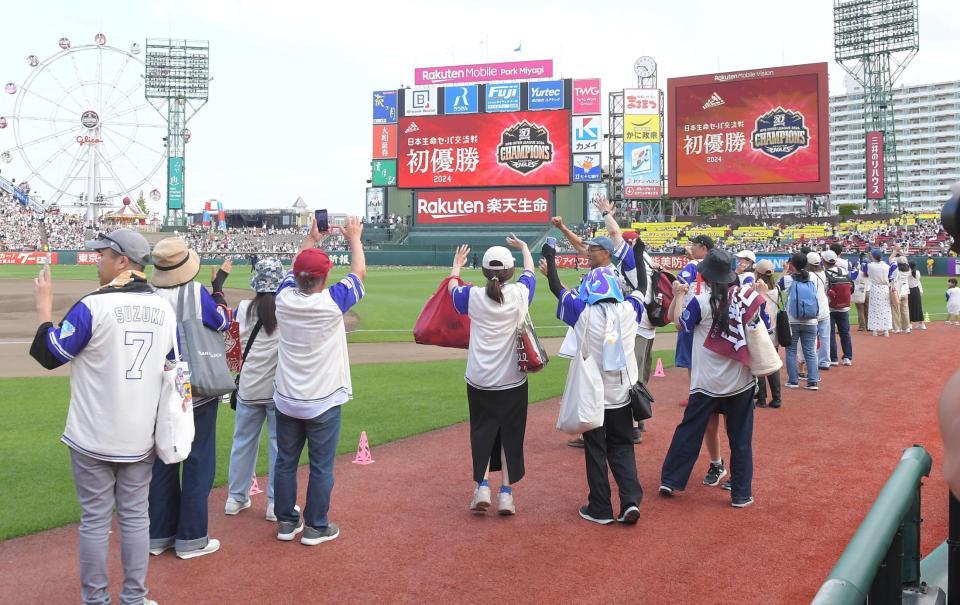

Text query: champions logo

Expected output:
[497,120,553,174]
[750,106,810,160]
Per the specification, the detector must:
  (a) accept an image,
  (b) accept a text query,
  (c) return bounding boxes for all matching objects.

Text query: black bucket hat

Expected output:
[699,248,737,285]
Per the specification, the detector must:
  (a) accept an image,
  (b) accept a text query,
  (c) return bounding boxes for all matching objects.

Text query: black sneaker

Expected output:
[637,421,647,432]
[631,427,642,444]
[769,399,782,409]
[658,485,677,497]
[567,436,585,449]
[276,518,304,541]
[578,506,613,525]
[755,399,768,408]
[721,480,732,491]
[702,460,727,487]
[732,496,754,508]
[616,505,640,525]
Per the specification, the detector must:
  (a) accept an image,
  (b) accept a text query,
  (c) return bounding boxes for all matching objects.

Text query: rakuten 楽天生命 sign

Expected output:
[415,188,552,225]
[415,59,553,85]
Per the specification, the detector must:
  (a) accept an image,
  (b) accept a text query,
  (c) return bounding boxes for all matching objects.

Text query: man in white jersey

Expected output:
[272,216,366,546]
[30,229,176,605]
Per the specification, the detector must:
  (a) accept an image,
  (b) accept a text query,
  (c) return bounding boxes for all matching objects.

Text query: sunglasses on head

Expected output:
[96,233,126,255]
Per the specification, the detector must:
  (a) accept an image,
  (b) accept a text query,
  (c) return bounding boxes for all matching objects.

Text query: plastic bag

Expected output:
[413,276,471,349]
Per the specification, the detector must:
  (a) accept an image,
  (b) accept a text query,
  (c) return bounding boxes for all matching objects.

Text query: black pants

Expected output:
[755,365,781,403]
[583,405,643,519]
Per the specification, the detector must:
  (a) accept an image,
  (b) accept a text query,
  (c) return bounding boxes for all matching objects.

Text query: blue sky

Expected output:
[1,0,956,217]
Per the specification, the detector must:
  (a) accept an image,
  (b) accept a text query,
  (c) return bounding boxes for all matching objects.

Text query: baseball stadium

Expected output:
[2,2,960,604]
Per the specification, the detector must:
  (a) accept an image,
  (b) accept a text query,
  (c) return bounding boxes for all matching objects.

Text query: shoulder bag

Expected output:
[775,287,792,348]
[515,287,548,373]
[556,306,605,434]
[176,283,237,398]
[156,329,195,464]
[229,318,263,410]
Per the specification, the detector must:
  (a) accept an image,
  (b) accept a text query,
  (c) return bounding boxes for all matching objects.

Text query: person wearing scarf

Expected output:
[659,249,770,509]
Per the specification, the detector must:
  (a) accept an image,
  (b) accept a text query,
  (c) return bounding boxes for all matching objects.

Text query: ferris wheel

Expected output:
[0,33,168,218]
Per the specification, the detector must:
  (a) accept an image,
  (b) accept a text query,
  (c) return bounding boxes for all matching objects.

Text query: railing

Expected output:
[812,446,939,604]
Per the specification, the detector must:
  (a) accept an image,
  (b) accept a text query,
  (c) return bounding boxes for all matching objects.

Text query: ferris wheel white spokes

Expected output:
[1,33,168,217]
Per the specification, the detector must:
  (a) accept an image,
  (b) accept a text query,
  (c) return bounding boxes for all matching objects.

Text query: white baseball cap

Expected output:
[822,250,839,264]
[735,250,756,263]
[482,246,515,269]
[807,252,822,266]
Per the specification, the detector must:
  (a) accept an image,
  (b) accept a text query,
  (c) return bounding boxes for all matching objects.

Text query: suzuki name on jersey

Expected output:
[114,304,168,326]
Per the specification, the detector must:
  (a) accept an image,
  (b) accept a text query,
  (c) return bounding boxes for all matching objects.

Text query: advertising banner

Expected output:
[366,187,385,221]
[372,124,397,159]
[168,156,184,210]
[0,251,58,265]
[624,89,661,115]
[373,90,398,124]
[556,254,690,271]
[443,84,479,114]
[572,115,602,153]
[667,63,830,197]
[372,160,397,186]
[573,154,601,182]
[572,78,601,115]
[528,80,565,111]
[585,182,608,222]
[624,115,660,143]
[414,188,552,225]
[404,87,438,116]
[415,59,553,86]
[624,142,662,198]
[77,251,100,265]
[486,83,521,113]
[556,254,591,269]
[866,130,885,200]
[398,111,570,188]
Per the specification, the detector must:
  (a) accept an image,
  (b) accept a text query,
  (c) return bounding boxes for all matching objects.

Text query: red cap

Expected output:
[293,248,332,277]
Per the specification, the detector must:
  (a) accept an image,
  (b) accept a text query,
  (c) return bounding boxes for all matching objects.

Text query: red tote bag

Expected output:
[413,276,471,349]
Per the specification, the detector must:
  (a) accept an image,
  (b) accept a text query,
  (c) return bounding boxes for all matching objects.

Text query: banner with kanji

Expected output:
[866,130,885,200]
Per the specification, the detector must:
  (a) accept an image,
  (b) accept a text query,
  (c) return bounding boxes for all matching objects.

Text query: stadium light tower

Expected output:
[834,0,918,214]
[144,39,210,227]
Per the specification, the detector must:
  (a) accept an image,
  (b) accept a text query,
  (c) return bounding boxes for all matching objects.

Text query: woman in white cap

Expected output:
[807,252,832,372]
[735,250,756,286]
[221,258,285,522]
[148,237,229,560]
[449,235,535,515]
[851,251,871,331]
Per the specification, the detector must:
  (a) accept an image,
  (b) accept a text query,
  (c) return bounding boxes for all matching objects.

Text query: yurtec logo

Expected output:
[750,106,810,160]
[702,92,725,110]
[404,122,420,134]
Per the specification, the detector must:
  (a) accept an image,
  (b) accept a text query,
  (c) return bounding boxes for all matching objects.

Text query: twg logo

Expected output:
[750,106,810,160]
[497,121,554,174]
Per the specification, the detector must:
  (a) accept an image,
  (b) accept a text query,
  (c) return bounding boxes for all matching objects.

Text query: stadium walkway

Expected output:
[0,326,952,603]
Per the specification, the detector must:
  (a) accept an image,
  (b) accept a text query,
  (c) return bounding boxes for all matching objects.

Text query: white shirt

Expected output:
[947,287,960,314]
[679,292,756,397]
[273,273,365,419]
[236,299,280,405]
[452,271,535,390]
[44,285,178,462]
[868,261,891,287]
[810,271,830,320]
[892,268,911,297]
[907,270,922,290]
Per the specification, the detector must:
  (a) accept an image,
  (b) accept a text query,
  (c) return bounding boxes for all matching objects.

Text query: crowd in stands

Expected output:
[177,226,308,255]
[0,192,95,251]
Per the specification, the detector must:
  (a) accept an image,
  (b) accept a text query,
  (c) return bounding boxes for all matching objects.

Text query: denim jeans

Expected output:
[227,401,278,505]
[149,400,218,553]
[829,311,853,362]
[660,387,756,501]
[786,323,820,385]
[816,318,831,368]
[274,405,342,530]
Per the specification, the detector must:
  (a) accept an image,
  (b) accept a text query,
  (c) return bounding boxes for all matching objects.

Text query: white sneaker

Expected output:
[176,538,220,560]
[470,484,491,513]
[149,543,173,556]
[143,599,159,605]
[224,497,251,516]
[841,358,852,366]
[497,491,516,515]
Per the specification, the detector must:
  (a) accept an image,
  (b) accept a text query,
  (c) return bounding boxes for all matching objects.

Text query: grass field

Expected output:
[0,340,675,540]
[3,264,955,342]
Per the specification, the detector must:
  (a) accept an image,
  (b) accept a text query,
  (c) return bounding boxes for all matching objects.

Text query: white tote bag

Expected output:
[155,336,195,464]
[556,306,605,435]
[745,313,782,377]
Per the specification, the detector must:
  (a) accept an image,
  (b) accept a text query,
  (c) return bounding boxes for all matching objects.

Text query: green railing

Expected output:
[813,446,937,604]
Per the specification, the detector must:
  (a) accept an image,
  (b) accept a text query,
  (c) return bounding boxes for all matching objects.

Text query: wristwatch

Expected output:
[601,211,609,217]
